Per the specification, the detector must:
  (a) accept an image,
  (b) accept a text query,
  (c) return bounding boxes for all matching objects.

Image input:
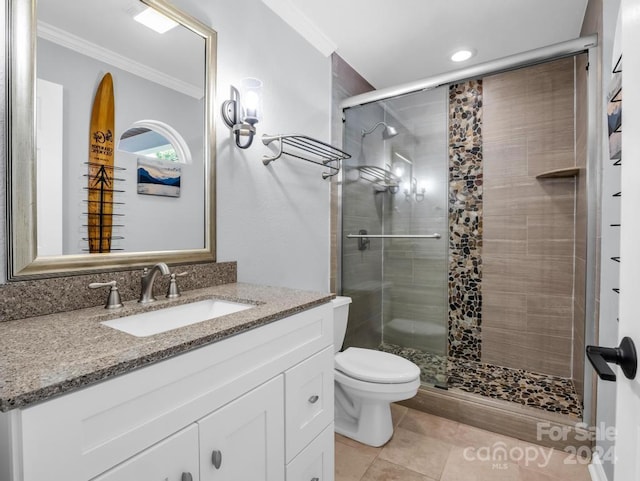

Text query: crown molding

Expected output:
[37,21,204,99]
[261,0,336,57]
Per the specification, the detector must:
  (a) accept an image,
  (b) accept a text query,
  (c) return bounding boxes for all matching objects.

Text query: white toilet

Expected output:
[332,296,421,447]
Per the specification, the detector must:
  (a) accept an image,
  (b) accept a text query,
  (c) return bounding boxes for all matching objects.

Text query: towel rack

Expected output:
[262,134,351,179]
[355,165,400,192]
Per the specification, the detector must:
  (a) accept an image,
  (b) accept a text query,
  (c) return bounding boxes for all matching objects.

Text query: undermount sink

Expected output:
[101,299,253,337]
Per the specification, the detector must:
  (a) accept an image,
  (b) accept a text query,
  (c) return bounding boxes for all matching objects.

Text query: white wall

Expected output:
[173,0,332,292]
[1,0,333,291]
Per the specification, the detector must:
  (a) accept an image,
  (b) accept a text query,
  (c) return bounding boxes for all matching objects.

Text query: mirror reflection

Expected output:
[35,0,206,256]
[119,128,180,162]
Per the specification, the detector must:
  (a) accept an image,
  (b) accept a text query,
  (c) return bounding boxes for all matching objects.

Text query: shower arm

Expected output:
[361,122,397,139]
[361,122,387,137]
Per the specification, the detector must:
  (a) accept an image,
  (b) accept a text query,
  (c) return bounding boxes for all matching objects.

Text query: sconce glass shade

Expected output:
[241,77,263,125]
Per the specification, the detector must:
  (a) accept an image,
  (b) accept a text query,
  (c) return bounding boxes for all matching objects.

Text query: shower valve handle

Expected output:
[356,229,370,251]
[586,336,637,382]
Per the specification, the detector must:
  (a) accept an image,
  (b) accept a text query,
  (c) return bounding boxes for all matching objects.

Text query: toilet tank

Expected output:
[331,296,352,353]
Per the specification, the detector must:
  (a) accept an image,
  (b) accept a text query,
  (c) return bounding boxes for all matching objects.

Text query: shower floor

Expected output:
[380,343,583,419]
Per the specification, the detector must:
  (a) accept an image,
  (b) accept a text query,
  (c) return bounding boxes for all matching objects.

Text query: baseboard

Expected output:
[588,453,609,481]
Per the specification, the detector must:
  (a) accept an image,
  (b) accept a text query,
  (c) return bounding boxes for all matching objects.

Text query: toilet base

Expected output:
[334,370,420,447]
[335,400,394,447]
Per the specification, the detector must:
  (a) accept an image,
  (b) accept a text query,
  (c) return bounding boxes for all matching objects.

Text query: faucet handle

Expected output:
[89,280,124,309]
[166,272,188,299]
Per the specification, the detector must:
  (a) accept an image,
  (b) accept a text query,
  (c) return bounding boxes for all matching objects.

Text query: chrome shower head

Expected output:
[361,121,398,140]
[382,125,398,139]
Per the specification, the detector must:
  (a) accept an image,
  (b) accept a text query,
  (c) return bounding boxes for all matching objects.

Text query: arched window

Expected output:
[117,119,192,164]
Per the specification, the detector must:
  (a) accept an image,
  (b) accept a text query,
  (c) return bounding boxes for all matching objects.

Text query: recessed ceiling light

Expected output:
[451,49,475,62]
[134,7,178,34]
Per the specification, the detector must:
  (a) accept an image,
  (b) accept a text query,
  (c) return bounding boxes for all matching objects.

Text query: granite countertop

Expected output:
[0,283,333,412]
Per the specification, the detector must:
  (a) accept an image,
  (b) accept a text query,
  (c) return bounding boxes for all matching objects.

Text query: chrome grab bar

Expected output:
[346,233,441,239]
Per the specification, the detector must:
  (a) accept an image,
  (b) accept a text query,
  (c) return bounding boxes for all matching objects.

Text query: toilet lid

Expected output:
[335,347,420,384]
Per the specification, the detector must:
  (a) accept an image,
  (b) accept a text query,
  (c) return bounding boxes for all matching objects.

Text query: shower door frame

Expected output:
[337,35,600,426]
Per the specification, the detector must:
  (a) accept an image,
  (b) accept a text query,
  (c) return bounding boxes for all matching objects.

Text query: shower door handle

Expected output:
[586,336,637,382]
[346,233,442,239]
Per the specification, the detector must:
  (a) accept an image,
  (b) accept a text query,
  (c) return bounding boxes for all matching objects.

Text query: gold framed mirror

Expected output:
[6,0,217,279]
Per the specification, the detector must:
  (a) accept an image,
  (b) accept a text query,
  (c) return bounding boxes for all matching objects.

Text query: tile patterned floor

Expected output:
[380,343,583,419]
[335,405,592,481]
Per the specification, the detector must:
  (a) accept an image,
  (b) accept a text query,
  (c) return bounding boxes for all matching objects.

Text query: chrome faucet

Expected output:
[139,262,170,303]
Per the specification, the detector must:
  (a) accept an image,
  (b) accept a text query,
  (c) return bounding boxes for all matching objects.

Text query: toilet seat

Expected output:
[335,347,420,384]
[334,369,421,395]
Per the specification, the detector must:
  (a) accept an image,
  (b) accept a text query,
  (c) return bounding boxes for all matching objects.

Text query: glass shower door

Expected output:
[341,87,449,386]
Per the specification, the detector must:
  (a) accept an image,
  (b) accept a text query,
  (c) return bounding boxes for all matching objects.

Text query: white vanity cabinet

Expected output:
[0,303,334,481]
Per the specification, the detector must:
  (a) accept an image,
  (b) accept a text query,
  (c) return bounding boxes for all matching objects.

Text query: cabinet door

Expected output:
[198,375,285,481]
[91,424,199,481]
[285,347,334,462]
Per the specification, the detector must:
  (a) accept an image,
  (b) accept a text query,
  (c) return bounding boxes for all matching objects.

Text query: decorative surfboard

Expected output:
[87,73,116,253]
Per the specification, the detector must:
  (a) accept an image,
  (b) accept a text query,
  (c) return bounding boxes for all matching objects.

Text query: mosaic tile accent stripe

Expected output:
[448,80,483,361]
[380,343,582,419]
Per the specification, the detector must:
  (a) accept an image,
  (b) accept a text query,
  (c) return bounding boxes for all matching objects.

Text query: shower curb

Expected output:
[400,385,593,453]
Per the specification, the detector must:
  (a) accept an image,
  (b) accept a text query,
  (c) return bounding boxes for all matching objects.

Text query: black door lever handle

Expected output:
[586,336,637,382]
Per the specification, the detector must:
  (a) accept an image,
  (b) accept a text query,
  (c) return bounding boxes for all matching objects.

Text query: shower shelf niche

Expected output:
[355,165,400,192]
[535,167,581,179]
[262,134,351,179]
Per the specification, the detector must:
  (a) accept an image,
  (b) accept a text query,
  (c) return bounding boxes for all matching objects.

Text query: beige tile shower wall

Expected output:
[482,58,577,378]
[330,54,374,294]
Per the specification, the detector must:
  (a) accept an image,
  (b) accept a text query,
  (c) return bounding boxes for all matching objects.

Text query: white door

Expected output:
[616,0,640,479]
[198,376,285,481]
[36,78,64,256]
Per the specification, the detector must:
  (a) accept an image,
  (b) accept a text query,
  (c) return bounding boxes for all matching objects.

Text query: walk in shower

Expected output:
[339,51,592,424]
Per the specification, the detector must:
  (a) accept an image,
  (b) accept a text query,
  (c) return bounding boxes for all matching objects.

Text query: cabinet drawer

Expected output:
[91,424,199,481]
[285,346,334,462]
[286,424,334,481]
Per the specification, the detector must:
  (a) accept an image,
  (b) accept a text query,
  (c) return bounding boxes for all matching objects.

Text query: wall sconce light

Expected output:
[221,78,263,149]
[404,178,426,202]
[390,152,425,202]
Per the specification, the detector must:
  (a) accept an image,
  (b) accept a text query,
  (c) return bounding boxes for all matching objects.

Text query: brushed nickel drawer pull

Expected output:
[211,450,222,469]
[308,395,319,404]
